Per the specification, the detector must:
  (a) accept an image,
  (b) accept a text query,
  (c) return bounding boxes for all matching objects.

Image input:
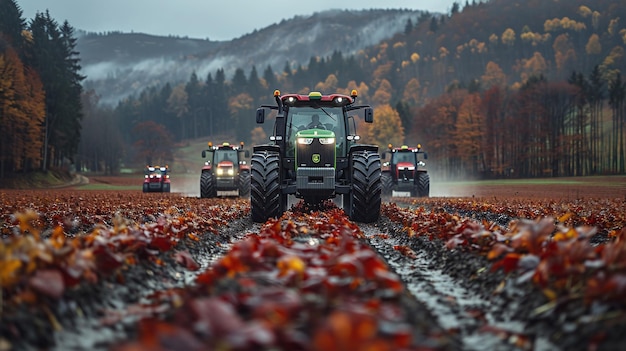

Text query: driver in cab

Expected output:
[307,114,325,129]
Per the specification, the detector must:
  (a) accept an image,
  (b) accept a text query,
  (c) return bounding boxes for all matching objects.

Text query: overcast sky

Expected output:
[17,0,459,40]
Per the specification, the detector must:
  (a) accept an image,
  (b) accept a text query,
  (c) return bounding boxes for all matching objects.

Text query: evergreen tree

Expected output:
[0,0,26,49]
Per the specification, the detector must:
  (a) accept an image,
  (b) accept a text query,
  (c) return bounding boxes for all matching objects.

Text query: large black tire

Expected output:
[349,151,382,223]
[163,183,171,193]
[416,172,430,197]
[238,171,251,198]
[200,171,216,198]
[251,152,283,223]
[142,183,149,193]
[381,172,393,197]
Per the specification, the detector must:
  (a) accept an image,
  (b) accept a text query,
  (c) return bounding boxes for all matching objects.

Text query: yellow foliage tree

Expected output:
[454,93,485,172]
[481,61,506,88]
[372,79,392,106]
[585,34,602,55]
[314,74,338,92]
[402,78,421,105]
[0,48,45,172]
[366,104,404,147]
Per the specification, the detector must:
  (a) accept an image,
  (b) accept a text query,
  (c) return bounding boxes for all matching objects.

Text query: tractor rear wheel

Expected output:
[238,171,251,197]
[251,152,283,222]
[349,151,382,223]
[416,172,430,197]
[200,171,216,198]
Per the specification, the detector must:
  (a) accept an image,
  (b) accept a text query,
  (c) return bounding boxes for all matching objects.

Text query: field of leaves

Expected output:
[1,185,626,350]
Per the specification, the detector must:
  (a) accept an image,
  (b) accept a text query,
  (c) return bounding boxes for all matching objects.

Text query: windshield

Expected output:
[216,150,237,163]
[393,152,415,164]
[286,107,344,153]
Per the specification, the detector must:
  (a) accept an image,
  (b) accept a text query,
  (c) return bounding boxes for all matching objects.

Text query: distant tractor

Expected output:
[381,144,430,197]
[252,90,381,223]
[143,165,171,193]
[200,142,251,198]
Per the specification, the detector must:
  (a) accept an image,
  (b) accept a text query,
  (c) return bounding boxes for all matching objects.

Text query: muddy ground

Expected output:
[2,175,625,350]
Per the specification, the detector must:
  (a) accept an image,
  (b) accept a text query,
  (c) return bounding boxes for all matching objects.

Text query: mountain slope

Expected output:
[77,9,423,105]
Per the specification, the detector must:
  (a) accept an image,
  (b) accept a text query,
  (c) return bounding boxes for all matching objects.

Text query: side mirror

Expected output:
[423,152,428,160]
[201,150,206,158]
[245,150,250,157]
[256,108,266,124]
[381,151,387,160]
[364,107,373,123]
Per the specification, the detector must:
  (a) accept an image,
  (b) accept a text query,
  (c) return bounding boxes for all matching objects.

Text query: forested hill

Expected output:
[78,9,422,105]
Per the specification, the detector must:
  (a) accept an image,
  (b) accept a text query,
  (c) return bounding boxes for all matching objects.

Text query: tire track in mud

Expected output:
[359,216,557,351]
[52,217,256,350]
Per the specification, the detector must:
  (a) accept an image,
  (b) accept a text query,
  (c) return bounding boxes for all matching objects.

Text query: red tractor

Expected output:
[200,142,251,198]
[381,144,430,197]
[143,165,171,193]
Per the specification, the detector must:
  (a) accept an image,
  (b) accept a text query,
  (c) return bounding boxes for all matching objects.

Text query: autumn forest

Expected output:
[1,0,625,180]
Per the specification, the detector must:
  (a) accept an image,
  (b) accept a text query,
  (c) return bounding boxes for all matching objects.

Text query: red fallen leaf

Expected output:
[113,318,204,351]
[487,243,512,260]
[174,250,200,271]
[393,245,417,259]
[190,297,244,336]
[29,269,65,299]
[491,252,521,273]
[150,235,175,251]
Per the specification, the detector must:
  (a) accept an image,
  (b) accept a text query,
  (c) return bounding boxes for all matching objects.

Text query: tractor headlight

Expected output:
[418,161,426,167]
[227,169,234,176]
[145,175,149,179]
[298,137,314,145]
[318,137,335,145]
[217,168,224,175]
[403,167,415,171]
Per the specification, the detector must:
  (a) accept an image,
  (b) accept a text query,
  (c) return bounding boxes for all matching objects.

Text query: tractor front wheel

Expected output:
[251,152,284,222]
[200,171,216,198]
[381,172,392,197]
[416,172,430,197]
[238,171,251,198]
[349,151,382,223]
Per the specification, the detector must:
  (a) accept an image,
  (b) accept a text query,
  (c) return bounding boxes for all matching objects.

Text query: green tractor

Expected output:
[251,90,381,223]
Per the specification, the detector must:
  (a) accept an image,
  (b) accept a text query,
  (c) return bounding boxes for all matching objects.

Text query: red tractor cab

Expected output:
[381,144,429,197]
[200,142,251,198]
[143,165,171,193]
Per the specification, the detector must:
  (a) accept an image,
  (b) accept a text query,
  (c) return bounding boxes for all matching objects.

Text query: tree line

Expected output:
[0,0,83,177]
[1,0,625,179]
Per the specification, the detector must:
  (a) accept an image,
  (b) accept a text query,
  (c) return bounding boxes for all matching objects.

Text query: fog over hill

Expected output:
[77,9,423,105]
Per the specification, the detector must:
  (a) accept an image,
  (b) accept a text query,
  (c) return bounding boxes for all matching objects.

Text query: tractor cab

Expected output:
[200,142,250,198]
[381,144,429,197]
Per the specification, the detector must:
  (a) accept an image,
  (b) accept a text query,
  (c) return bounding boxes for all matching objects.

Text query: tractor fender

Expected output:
[253,144,281,153]
[239,164,251,172]
[348,144,379,154]
[201,165,212,171]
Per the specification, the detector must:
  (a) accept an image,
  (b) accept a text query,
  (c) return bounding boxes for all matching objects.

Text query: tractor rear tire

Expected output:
[163,183,171,193]
[349,151,382,223]
[416,172,430,197]
[200,171,216,198]
[238,171,251,198]
[251,152,283,222]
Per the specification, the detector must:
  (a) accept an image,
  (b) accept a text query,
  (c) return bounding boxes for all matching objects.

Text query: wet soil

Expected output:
[2,175,625,350]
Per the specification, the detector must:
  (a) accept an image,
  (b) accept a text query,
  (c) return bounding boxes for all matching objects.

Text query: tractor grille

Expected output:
[296,139,335,168]
[397,167,415,182]
[296,167,335,190]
